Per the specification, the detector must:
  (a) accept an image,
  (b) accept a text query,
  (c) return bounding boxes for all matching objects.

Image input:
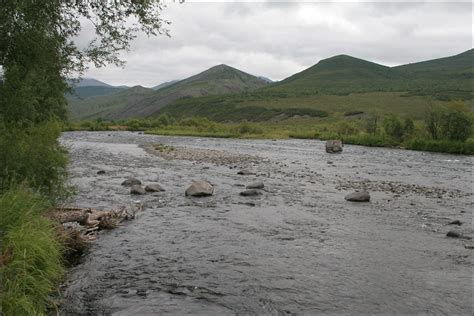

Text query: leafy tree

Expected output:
[0,0,170,124]
[425,102,443,140]
[403,117,415,137]
[365,112,379,135]
[383,114,404,141]
[0,1,171,193]
[440,108,472,141]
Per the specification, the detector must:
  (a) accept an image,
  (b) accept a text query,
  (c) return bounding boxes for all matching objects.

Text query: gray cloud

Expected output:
[82,1,473,87]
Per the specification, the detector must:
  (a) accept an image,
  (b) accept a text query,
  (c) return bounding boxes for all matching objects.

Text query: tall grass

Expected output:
[405,138,474,155]
[0,187,63,315]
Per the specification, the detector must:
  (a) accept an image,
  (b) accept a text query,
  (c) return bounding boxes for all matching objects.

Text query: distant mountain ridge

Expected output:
[68,64,269,120]
[68,49,473,121]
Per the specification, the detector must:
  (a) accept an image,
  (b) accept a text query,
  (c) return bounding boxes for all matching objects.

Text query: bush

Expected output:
[237,120,263,135]
[406,138,474,155]
[0,120,69,200]
[0,187,63,315]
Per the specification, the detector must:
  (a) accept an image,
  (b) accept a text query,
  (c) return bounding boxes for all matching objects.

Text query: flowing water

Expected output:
[60,131,473,315]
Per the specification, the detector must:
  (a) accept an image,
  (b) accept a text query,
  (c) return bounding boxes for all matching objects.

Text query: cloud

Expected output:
[82,1,472,87]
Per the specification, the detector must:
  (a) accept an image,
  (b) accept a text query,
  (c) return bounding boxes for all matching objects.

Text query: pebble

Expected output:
[240,189,262,196]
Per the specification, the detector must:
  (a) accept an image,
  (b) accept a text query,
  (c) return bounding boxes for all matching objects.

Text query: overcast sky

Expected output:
[82,1,473,87]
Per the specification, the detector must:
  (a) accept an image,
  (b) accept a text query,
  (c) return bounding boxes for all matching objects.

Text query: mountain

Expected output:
[152,80,179,90]
[68,86,154,120]
[156,50,473,122]
[67,86,125,100]
[265,54,405,94]
[258,76,274,83]
[66,77,127,100]
[69,78,112,88]
[68,64,269,120]
[394,49,473,74]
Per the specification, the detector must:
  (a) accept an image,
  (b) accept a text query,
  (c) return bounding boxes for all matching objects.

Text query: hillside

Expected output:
[66,86,125,100]
[152,80,179,90]
[267,55,404,94]
[395,49,473,74]
[157,50,473,122]
[68,86,154,120]
[68,64,269,120]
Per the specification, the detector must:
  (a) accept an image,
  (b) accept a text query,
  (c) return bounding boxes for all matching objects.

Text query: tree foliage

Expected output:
[0,0,170,124]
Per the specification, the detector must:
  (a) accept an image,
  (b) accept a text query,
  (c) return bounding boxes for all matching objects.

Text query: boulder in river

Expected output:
[97,170,106,175]
[448,220,462,226]
[326,140,343,153]
[145,184,165,192]
[185,181,214,197]
[240,189,262,196]
[237,169,256,176]
[246,181,264,189]
[122,177,141,186]
[131,185,146,195]
[345,191,370,202]
[446,230,461,238]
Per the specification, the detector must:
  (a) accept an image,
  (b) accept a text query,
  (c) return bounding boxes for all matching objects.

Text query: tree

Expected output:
[0,1,172,193]
[0,0,171,124]
[365,112,379,135]
[403,117,415,137]
[383,114,404,141]
[441,108,472,141]
[425,102,443,140]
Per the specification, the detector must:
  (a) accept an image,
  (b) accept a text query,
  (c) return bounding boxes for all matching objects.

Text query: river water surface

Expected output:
[60,131,473,315]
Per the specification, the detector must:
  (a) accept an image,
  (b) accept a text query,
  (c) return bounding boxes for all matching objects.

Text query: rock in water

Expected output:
[448,220,462,226]
[97,170,106,175]
[446,230,461,238]
[240,189,262,196]
[246,181,264,189]
[145,184,165,192]
[131,185,146,195]
[345,191,370,202]
[326,140,343,153]
[237,169,256,175]
[185,181,214,197]
[122,177,141,186]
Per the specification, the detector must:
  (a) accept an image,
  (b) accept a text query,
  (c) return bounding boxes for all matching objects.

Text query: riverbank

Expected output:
[66,117,474,155]
[59,131,473,314]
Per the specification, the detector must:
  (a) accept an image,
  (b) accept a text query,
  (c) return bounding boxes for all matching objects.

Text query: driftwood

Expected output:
[46,204,143,260]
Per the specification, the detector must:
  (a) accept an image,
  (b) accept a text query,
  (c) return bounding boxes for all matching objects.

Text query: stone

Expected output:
[237,169,256,175]
[145,184,165,192]
[448,220,462,226]
[122,177,141,186]
[246,181,264,189]
[240,189,262,196]
[446,230,461,238]
[97,170,106,175]
[326,140,343,153]
[185,181,214,197]
[131,185,146,195]
[344,191,371,202]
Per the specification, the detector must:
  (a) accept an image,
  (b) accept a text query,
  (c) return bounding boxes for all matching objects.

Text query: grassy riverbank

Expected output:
[0,122,69,314]
[0,188,63,315]
[68,112,474,155]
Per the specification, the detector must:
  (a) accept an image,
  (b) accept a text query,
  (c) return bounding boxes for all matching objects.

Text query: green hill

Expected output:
[66,86,125,100]
[157,50,473,122]
[266,55,404,94]
[68,64,269,120]
[68,86,154,120]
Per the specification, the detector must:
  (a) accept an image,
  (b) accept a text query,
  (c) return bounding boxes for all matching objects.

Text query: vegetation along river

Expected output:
[59,131,473,315]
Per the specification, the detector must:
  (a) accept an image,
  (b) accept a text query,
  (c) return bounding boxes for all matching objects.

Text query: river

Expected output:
[59,131,473,315]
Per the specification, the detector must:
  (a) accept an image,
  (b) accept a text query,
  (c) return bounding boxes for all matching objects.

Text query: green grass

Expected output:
[0,187,63,315]
[405,138,474,155]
